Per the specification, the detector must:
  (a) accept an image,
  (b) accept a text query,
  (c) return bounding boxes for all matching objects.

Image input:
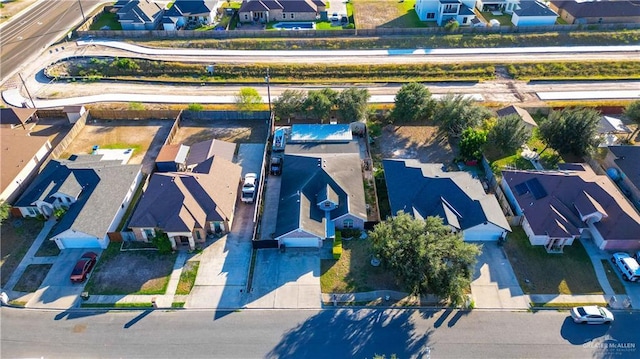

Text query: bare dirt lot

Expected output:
[171,118,269,145]
[373,124,456,163]
[61,119,173,174]
[353,0,422,29]
[86,245,177,295]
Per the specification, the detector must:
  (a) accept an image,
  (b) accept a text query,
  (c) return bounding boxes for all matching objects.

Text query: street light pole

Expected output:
[78,0,86,22]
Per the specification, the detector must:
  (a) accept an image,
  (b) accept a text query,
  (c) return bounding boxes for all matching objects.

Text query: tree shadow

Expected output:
[266,309,432,358]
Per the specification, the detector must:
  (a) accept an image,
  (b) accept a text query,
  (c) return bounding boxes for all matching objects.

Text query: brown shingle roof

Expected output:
[0,108,37,127]
[496,105,538,127]
[0,129,51,199]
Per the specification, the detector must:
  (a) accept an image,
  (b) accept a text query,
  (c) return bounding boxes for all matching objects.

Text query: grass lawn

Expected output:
[1,218,45,287]
[353,0,427,29]
[504,226,603,295]
[321,239,401,293]
[34,238,60,257]
[487,128,563,177]
[601,259,627,295]
[175,261,199,295]
[479,11,512,26]
[84,242,177,295]
[89,12,122,30]
[13,264,52,292]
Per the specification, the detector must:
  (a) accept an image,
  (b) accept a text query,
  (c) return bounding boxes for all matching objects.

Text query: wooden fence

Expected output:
[50,111,89,159]
[164,110,183,146]
[89,109,181,120]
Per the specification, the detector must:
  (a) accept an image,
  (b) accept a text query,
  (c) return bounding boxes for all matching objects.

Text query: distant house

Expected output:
[496,105,538,132]
[0,108,38,129]
[603,145,640,209]
[129,154,241,250]
[502,163,640,252]
[274,126,366,248]
[511,0,558,26]
[238,0,326,23]
[550,0,640,24]
[415,0,477,26]
[14,155,143,249]
[162,0,218,30]
[117,0,164,30]
[62,106,87,124]
[155,138,236,172]
[383,159,511,241]
[0,127,52,203]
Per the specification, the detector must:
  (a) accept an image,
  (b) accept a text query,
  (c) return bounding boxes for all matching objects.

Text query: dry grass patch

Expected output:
[373,124,455,163]
[321,239,400,293]
[171,118,268,145]
[601,259,627,295]
[176,261,199,295]
[353,0,425,29]
[1,218,45,287]
[13,264,52,292]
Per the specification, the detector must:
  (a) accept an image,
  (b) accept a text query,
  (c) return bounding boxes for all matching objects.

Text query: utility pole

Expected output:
[78,0,86,22]
[18,73,36,109]
[265,68,273,136]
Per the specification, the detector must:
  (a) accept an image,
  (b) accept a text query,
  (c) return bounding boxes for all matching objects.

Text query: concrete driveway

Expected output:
[471,242,530,309]
[26,249,99,309]
[245,248,321,309]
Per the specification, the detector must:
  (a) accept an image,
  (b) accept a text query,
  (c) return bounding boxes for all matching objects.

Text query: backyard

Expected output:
[84,242,177,295]
[487,127,563,175]
[321,238,401,293]
[1,218,45,287]
[353,0,426,29]
[504,226,603,295]
[171,118,268,145]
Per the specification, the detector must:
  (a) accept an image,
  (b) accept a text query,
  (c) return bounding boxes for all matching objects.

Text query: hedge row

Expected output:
[333,232,343,260]
[508,61,640,80]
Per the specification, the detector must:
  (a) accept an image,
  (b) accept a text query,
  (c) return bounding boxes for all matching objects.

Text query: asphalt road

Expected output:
[2,307,639,358]
[0,0,101,82]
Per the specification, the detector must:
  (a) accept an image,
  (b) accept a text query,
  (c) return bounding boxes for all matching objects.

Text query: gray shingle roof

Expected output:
[383,159,511,232]
[165,0,217,17]
[117,0,164,24]
[551,0,640,18]
[275,145,366,238]
[515,1,558,17]
[186,138,236,167]
[608,145,640,191]
[496,105,538,127]
[239,0,324,13]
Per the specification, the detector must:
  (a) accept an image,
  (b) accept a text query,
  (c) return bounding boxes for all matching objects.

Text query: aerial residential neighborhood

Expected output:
[1,0,640,358]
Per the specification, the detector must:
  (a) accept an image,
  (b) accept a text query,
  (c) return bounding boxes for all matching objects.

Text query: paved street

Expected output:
[2,307,639,358]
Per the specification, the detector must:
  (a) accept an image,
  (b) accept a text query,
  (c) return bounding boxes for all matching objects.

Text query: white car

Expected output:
[241,173,257,203]
[570,306,614,324]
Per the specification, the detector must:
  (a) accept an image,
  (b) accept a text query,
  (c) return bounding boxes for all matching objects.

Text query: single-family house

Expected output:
[129,155,241,250]
[238,0,326,23]
[162,0,218,30]
[550,0,640,24]
[117,0,164,30]
[502,163,640,252]
[0,127,52,203]
[511,0,558,26]
[496,105,538,132]
[274,126,366,247]
[476,0,520,12]
[0,107,38,129]
[14,155,143,249]
[383,159,511,241]
[603,145,640,208]
[415,0,477,26]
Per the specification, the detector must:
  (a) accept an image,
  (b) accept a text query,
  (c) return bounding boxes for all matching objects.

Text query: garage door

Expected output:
[463,231,502,242]
[281,237,321,248]
[59,237,102,249]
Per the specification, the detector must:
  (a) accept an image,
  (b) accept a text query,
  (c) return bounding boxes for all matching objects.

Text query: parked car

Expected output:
[270,156,283,176]
[241,173,257,203]
[611,252,640,282]
[70,252,98,283]
[570,305,614,324]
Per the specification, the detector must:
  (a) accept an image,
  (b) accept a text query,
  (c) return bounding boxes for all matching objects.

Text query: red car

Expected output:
[70,252,98,283]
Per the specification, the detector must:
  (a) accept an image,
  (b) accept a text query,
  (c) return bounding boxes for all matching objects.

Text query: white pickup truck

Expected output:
[241,173,257,203]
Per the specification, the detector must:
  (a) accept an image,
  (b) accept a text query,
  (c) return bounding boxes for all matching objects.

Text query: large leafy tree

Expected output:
[273,89,305,122]
[538,107,600,156]
[0,201,10,225]
[624,100,640,141]
[391,82,435,123]
[235,87,263,112]
[433,94,492,137]
[369,212,481,305]
[336,87,370,121]
[459,127,487,161]
[487,114,531,154]
[304,89,334,120]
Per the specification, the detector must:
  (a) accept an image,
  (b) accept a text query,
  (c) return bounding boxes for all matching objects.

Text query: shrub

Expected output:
[333,232,343,260]
[129,102,145,110]
[151,230,173,254]
[188,103,204,111]
[340,228,362,239]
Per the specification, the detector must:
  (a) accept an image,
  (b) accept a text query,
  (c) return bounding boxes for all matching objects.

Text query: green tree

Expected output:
[538,107,600,156]
[487,114,531,154]
[433,94,492,137]
[235,87,263,112]
[369,212,481,305]
[0,200,10,225]
[151,230,173,254]
[444,19,459,31]
[304,89,334,120]
[624,100,640,141]
[273,89,306,122]
[459,127,487,161]
[391,82,435,123]
[336,87,370,121]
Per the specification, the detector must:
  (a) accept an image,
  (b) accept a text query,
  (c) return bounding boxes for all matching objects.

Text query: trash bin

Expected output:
[80,292,89,300]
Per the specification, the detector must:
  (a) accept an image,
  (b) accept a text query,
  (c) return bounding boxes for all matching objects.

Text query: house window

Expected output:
[244,14,248,20]
[324,201,332,208]
[291,13,294,19]
[27,207,38,216]
[462,17,467,24]
[427,13,435,19]
[283,14,286,19]
[144,229,154,239]
[195,231,201,240]
[343,219,354,229]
